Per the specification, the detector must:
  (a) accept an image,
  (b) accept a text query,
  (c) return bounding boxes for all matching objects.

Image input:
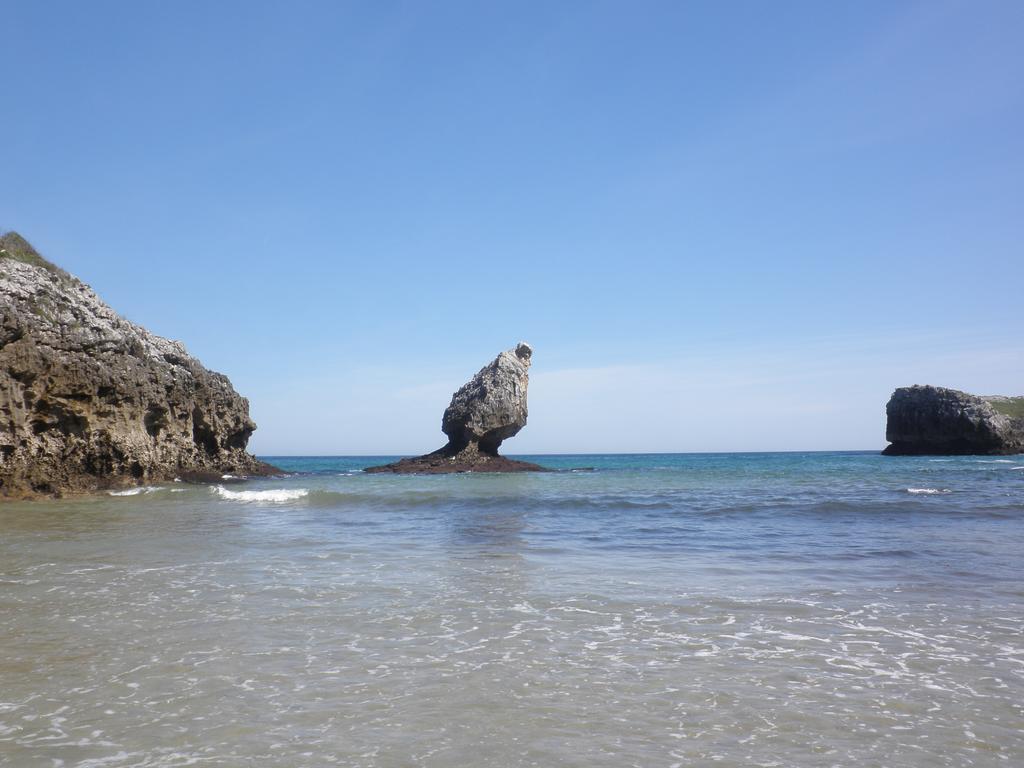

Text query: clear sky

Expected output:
[3,1,1022,455]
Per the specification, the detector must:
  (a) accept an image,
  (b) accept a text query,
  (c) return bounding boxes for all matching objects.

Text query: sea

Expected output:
[1,451,1022,767]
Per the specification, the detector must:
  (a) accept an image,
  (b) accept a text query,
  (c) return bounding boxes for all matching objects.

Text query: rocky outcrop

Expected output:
[365,342,548,473]
[882,385,1024,456]
[0,232,277,497]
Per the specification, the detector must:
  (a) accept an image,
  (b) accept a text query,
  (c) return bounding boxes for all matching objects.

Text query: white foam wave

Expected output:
[213,486,308,502]
[107,487,160,497]
[906,488,951,495]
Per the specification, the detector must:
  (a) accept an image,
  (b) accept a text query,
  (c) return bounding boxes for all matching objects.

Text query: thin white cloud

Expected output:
[248,331,1022,455]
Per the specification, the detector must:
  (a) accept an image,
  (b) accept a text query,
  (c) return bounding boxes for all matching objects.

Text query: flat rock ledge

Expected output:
[365,342,549,474]
[364,446,549,475]
[882,384,1024,456]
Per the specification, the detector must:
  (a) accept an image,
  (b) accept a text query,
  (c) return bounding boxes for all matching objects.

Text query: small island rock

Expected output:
[365,342,548,473]
[882,385,1024,456]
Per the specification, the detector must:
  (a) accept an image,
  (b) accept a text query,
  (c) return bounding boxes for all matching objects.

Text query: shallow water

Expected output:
[2,452,1022,766]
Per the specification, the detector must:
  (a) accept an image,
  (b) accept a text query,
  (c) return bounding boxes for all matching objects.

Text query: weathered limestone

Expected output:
[0,232,277,497]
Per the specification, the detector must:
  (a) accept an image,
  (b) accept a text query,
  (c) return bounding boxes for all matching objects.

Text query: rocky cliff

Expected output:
[0,232,276,497]
[882,385,1024,456]
[366,342,547,473]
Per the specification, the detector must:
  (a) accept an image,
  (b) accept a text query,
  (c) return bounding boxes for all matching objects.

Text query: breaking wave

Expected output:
[906,487,951,495]
[108,486,162,496]
[213,486,309,502]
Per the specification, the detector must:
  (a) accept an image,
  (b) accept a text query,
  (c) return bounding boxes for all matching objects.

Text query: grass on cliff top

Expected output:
[0,231,71,279]
[985,397,1024,419]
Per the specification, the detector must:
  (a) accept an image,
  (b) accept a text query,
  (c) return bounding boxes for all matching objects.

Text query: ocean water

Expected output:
[1,451,1022,767]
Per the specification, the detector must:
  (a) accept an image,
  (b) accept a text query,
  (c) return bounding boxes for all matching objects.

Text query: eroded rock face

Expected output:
[0,232,275,497]
[882,385,1024,456]
[442,341,532,454]
[366,342,547,473]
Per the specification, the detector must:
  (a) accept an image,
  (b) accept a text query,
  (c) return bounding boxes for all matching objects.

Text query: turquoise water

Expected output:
[266,451,1024,595]
[1,451,1022,766]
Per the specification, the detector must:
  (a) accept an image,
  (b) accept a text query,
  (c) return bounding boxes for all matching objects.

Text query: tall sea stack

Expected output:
[365,342,547,473]
[0,232,276,497]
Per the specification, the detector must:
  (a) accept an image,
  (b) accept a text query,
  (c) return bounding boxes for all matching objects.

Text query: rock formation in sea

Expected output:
[0,231,277,497]
[365,342,548,473]
[882,385,1024,456]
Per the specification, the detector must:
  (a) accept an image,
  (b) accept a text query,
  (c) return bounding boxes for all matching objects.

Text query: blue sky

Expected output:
[3,1,1022,454]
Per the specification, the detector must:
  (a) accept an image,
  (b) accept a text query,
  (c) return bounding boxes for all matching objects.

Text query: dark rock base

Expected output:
[882,442,1020,456]
[364,443,549,474]
[6,461,284,500]
[177,461,283,485]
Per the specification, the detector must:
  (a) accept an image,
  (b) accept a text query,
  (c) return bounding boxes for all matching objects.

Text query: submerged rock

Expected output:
[882,385,1024,456]
[0,232,278,497]
[365,342,548,473]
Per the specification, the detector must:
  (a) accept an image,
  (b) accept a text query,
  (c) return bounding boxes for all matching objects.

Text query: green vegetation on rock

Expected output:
[985,397,1024,420]
[0,231,73,284]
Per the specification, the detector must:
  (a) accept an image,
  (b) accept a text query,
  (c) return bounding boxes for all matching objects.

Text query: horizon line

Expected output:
[257,448,887,458]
